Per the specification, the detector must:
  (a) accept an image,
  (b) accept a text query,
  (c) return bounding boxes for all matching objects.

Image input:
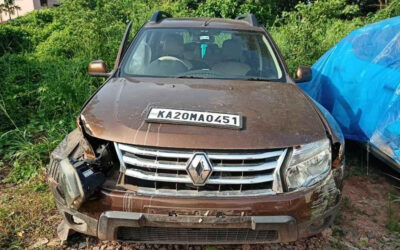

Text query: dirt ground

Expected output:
[1,143,400,249]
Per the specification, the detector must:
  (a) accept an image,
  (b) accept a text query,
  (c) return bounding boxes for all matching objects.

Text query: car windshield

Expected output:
[121,28,284,81]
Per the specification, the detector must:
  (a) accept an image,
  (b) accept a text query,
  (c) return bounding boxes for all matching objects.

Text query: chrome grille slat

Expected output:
[125,168,192,183]
[208,174,274,184]
[122,155,278,172]
[115,143,287,197]
[125,168,274,184]
[207,150,284,160]
[213,161,277,172]
[132,187,275,197]
[119,144,192,159]
[123,156,187,171]
[119,143,284,160]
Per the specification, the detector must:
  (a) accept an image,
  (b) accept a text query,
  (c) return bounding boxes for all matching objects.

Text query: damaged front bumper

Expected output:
[54,175,341,243]
[49,129,344,244]
[96,198,340,243]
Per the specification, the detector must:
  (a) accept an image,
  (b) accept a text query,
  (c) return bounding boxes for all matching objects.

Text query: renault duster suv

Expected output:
[49,11,345,244]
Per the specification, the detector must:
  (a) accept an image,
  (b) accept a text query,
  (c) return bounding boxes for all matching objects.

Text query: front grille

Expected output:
[115,143,287,197]
[117,227,278,243]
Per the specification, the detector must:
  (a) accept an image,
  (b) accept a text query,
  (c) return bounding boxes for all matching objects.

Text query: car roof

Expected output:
[143,18,265,31]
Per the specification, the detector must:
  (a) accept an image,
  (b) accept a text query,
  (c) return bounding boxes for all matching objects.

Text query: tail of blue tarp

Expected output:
[299,16,400,167]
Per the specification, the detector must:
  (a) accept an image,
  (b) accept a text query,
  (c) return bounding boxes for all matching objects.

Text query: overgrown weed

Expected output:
[0,173,57,249]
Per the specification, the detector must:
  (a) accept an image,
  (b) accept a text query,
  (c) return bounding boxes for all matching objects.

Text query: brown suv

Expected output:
[49,11,345,244]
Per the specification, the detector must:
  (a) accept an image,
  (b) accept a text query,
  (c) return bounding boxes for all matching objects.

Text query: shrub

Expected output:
[270,0,400,74]
[0,26,31,55]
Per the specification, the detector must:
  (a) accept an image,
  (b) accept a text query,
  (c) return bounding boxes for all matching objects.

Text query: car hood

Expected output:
[80,77,326,150]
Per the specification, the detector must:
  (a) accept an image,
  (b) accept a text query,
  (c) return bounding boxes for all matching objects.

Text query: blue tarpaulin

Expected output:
[300,16,400,165]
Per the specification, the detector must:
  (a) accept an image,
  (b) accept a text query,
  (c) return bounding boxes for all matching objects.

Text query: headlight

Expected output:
[284,139,331,191]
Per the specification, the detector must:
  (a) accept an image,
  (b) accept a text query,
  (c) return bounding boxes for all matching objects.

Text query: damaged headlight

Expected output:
[49,129,113,210]
[284,139,331,191]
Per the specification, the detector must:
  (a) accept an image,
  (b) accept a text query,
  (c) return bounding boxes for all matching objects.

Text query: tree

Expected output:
[4,0,21,20]
[14,3,21,17]
[347,0,391,14]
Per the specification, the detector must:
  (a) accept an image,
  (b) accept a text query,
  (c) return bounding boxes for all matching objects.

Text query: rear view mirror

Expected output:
[88,60,111,77]
[294,66,312,83]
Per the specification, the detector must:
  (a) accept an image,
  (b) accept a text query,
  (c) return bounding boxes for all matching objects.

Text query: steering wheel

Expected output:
[156,56,191,69]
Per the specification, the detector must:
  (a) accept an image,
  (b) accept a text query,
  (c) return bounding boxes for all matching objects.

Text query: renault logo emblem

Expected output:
[186,153,212,186]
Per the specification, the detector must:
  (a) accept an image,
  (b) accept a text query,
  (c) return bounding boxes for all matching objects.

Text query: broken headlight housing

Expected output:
[284,139,331,191]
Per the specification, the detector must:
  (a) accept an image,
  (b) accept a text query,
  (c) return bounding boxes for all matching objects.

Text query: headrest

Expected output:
[221,39,242,61]
[163,34,184,57]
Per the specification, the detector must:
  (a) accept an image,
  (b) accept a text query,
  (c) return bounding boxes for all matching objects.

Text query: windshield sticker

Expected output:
[146,108,242,129]
[201,44,208,58]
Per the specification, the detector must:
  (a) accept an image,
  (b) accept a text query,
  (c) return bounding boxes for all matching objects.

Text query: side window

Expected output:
[125,33,151,74]
[40,0,48,7]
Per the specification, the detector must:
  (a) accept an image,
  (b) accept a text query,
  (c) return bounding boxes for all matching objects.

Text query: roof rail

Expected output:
[235,14,260,27]
[149,10,172,23]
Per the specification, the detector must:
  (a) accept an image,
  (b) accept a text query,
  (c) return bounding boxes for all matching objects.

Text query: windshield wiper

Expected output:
[244,77,273,81]
[176,75,273,81]
[176,75,206,79]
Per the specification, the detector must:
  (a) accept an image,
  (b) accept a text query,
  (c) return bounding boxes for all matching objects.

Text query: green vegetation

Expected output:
[388,191,400,233]
[271,0,400,72]
[0,175,56,248]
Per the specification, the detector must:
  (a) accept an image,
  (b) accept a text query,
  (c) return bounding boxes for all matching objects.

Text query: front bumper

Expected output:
[50,129,344,244]
[56,197,339,243]
[99,201,338,243]
[53,164,343,243]
[99,212,297,243]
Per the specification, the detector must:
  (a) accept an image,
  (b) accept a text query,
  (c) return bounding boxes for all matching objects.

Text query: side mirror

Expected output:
[88,60,111,77]
[294,66,312,83]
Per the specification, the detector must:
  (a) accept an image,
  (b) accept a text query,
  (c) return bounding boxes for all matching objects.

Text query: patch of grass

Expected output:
[0,173,58,249]
[343,196,350,207]
[343,143,370,178]
[333,204,345,226]
[388,191,400,233]
[341,194,370,218]
[332,227,345,237]
[330,237,340,248]
[359,238,368,246]
[0,54,98,183]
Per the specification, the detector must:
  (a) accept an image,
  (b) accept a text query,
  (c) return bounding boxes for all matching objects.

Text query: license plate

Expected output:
[146,108,242,129]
